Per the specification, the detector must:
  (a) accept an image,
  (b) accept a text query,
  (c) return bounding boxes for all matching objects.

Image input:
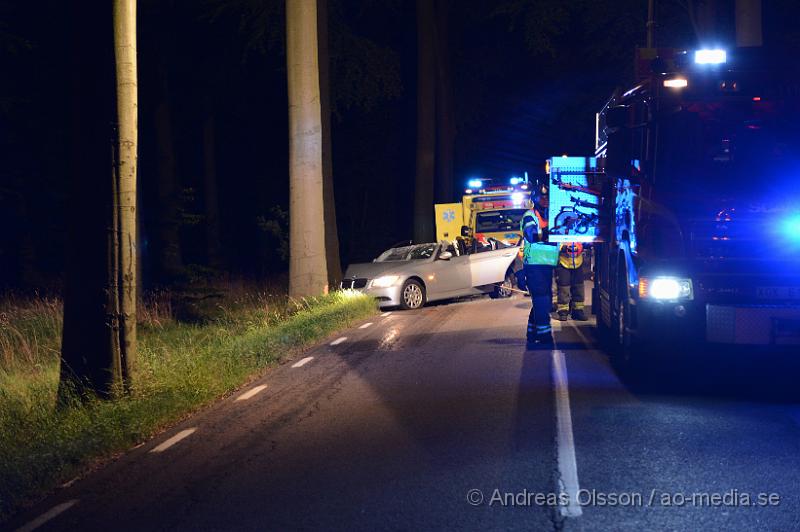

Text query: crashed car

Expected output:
[340,241,520,310]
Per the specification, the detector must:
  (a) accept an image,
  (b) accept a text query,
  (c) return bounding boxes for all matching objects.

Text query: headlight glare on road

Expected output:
[371,275,400,288]
[639,276,692,300]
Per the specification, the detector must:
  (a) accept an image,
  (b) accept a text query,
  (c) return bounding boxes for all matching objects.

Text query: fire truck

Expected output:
[434,178,532,251]
[589,47,800,362]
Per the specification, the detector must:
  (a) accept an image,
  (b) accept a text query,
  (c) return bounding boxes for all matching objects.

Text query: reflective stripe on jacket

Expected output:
[521,208,559,266]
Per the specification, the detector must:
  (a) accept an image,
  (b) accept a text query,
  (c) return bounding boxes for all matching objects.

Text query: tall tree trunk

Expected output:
[434,0,454,204]
[154,63,183,280]
[202,98,224,270]
[60,0,137,398]
[114,0,138,386]
[414,0,436,243]
[286,0,328,297]
[317,0,342,287]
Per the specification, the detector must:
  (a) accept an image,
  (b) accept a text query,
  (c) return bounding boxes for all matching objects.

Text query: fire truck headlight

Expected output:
[511,192,524,205]
[639,277,693,301]
[663,78,688,88]
[371,275,400,288]
[694,49,726,65]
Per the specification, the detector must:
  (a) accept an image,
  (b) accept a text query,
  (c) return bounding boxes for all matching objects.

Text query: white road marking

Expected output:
[381,312,392,318]
[292,356,314,368]
[551,320,563,332]
[15,499,78,532]
[59,476,79,489]
[552,349,583,518]
[330,337,348,346]
[235,384,267,401]
[149,428,197,453]
[358,322,373,329]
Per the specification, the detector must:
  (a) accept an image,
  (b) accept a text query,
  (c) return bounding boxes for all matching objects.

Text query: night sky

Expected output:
[1,0,798,287]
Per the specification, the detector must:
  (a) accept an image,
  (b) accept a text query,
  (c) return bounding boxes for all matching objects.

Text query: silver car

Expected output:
[340,242,519,309]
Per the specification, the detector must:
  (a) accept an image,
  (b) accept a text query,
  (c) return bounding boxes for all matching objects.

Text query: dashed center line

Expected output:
[235,384,267,401]
[15,499,79,532]
[330,336,348,346]
[149,428,197,453]
[292,356,314,368]
[359,322,373,329]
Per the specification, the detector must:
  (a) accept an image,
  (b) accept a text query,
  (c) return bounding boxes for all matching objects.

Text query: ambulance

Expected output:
[434,178,533,252]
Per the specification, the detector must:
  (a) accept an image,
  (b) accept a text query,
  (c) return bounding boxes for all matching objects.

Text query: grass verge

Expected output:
[0,289,377,522]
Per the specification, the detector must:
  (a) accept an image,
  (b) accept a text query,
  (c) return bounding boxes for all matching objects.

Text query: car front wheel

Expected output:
[399,279,426,310]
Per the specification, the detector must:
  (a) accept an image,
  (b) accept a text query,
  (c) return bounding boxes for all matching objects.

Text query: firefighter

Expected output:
[520,184,559,348]
[556,242,588,321]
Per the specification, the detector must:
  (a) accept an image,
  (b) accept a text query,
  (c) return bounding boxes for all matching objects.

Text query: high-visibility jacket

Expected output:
[520,208,559,266]
[558,242,584,269]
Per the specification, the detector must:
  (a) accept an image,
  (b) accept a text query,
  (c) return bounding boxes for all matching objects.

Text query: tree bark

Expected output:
[60,0,137,398]
[286,0,328,297]
[434,0,454,204]
[414,0,436,243]
[113,0,138,386]
[317,0,342,287]
[202,98,224,270]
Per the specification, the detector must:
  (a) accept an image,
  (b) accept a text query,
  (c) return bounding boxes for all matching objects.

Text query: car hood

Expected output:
[343,261,419,280]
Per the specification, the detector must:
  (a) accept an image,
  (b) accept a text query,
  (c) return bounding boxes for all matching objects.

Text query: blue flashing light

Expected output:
[783,214,800,241]
[468,179,483,189]
[510,177,522,185]
[694,49,726,65]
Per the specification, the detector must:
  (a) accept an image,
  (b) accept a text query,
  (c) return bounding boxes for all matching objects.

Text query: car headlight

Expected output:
[371,275,400,288]
[639,276,693,300]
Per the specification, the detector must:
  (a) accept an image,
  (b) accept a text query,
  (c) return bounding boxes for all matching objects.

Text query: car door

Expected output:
[467,246,518,287]
[424,249,471,300]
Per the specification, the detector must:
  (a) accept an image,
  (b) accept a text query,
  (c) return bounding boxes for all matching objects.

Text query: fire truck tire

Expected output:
[610,285,643,371]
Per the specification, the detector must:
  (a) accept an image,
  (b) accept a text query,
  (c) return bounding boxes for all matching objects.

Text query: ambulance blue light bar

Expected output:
[694,49,726,65]
[783,214,800,242]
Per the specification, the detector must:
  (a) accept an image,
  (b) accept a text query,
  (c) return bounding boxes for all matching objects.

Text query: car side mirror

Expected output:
[460,225,471,237]
[438,251,453,260]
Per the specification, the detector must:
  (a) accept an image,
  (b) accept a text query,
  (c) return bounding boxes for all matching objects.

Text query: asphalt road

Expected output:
[9,293,800,531]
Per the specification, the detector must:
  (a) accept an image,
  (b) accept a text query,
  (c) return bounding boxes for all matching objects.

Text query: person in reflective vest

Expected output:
[520,185,559,348]
[556,242,588,321]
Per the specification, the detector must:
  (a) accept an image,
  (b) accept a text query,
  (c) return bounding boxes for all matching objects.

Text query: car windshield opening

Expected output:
[375,244,437,262]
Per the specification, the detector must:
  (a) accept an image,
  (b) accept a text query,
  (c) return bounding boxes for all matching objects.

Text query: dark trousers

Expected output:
[556,265,585,312]
[524,264,554,341]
